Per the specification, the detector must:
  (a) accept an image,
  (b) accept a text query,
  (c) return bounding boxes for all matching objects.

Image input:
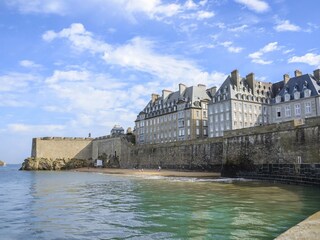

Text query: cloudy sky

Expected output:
[1,0,320,163]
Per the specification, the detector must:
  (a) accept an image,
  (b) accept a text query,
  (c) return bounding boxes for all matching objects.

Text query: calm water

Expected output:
[1,165,320,240]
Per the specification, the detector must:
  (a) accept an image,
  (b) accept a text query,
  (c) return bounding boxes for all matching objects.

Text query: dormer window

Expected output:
[304,89,311,98]
[275,95,281,103]
[294,91,300,100]
[284,93,290,101]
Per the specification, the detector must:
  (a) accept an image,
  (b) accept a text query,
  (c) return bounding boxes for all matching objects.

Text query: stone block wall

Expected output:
[221,117,320,185]
[31,137,93,160]
[129,138,223,171]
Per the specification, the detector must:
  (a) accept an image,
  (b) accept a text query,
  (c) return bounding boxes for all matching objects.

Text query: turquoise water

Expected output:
[1,165,320,240]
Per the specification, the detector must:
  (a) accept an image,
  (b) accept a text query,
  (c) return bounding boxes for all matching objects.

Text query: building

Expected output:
[208,70,272,137]
[271,69,320,123]
[110,125,125,136]
[135,83,215,144]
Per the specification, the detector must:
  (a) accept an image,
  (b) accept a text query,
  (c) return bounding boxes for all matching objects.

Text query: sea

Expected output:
[1,164,320,240]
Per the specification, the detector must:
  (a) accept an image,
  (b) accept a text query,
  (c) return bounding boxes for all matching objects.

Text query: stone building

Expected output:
[208,70,272,137]
[110,125,124,136]
[271,69,320,123]
[135,83,215,144]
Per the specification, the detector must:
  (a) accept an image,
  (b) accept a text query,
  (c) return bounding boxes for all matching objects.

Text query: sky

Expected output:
[1,0,320,163]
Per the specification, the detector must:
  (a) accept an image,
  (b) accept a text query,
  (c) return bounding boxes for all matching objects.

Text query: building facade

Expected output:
[135,68,320,143]
[135,84,215,144]
[271,69,320,123]
[208,70,272,137]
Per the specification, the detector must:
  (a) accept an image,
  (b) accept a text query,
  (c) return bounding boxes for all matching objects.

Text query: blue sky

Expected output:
[1,0,320,163]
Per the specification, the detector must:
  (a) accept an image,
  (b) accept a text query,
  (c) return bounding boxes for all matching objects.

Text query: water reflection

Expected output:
[1,167,319,240]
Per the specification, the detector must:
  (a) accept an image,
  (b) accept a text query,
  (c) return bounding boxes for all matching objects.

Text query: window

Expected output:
[196,111,200,117]
[295,104,301,116]
[220,104,223,112]
[203,129,207,135]
[187,119,190,126]
[226,103,230,111]
[305,102,311,114]
[284,94,290,101]
[196,128,200,135]
[203,111,207,117]
[196,120,200,126]
[276,107,281,118]
[203,120,207,126]
[226,114,229,120]
[187,128,190,136]
[220,114,224,121]
[285,106,291,117]
[304,89,311,98]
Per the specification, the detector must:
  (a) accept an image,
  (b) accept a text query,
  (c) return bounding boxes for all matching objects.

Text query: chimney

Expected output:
[283,73,290,84]
[313,69,320,81]
[246,72,255,93]
[207,86,217,97]
[179,83,186,96]
[197,84,206,89]
[231,69,240,87]
[162,89,172,100]
[151,93,159,103]
[294,69,302,77]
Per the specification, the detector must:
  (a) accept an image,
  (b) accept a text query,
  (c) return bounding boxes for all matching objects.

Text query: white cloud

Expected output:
[42,23,111,54]
[184,0,198,10]
[288,53,320,67]
[274,20,301,32]
[123,0,181,20]
[220,41,243,53]
[0,72,40,92]
[228,24,248,32]
[7,0,214,23]
[283,49,294,54]
[248,42,279,64]
[7,123,65,133]
[44,24,226,88]
[19,60,42,68]
[234,0,269,13]
[5,0,66,14]
[195,10,214,20]
[45,70,90,84]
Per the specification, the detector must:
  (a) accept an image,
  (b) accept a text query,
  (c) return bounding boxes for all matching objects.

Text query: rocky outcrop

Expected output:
[20,157,93,170]
[0,160,5,166]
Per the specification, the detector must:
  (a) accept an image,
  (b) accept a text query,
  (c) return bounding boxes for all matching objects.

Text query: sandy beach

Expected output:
[74,167,221,178]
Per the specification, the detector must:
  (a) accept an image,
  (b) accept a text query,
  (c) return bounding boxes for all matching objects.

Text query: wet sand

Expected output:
[74,167,221,178]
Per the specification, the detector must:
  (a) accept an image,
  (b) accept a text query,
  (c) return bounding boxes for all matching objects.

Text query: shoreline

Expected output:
[74,167,221,178]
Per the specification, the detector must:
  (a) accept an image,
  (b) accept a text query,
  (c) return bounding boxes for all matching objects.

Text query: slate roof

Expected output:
[275,74,320,99]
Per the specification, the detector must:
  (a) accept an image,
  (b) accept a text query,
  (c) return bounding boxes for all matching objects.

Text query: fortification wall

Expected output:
[26,118,320,185]
[31,137,93,160]
[129,138,223,171]
[222,117,320,185]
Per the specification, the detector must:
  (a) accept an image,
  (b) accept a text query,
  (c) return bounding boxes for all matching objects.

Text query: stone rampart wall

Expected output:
[221,117,320,185]
[129,138,223,171]
[27,117,320,185]
[31,137,93,160]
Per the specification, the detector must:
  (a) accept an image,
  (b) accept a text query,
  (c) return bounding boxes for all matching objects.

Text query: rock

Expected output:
[0,160,6,166]
[20,157,92,170]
